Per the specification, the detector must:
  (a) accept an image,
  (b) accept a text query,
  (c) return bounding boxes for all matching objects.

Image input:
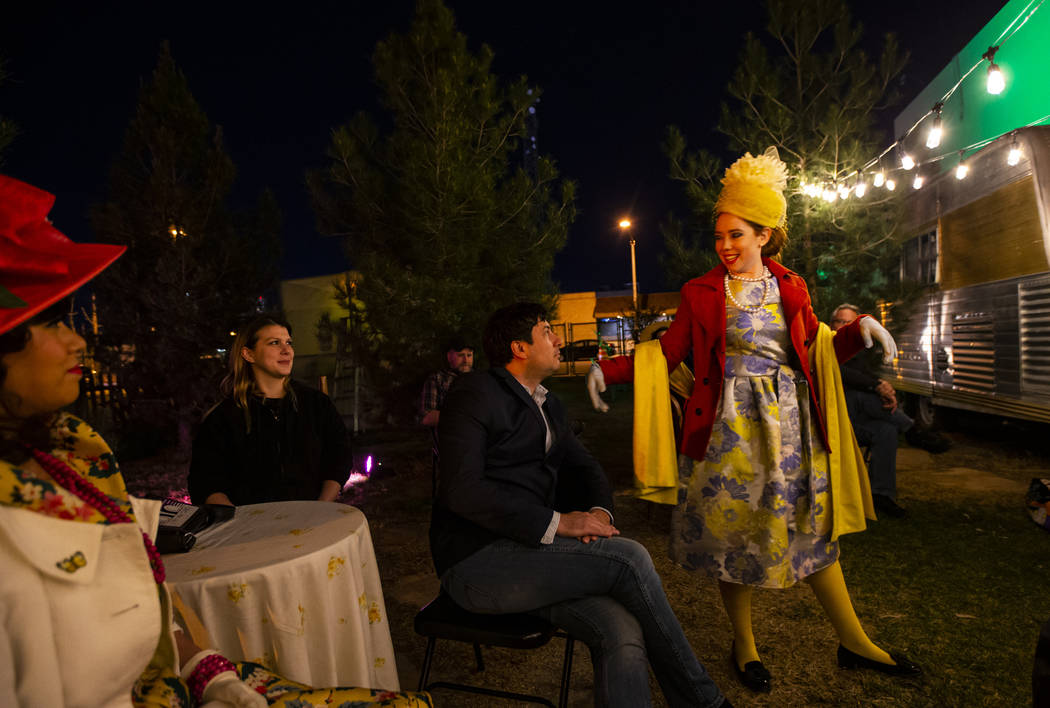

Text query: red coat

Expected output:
[599,258,868,461]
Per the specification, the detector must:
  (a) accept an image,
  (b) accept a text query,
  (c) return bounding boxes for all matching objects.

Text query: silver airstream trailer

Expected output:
[887,125,1050,426]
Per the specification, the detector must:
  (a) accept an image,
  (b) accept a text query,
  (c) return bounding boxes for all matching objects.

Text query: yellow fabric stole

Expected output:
[632,340,679,504]
[814,322,876,538]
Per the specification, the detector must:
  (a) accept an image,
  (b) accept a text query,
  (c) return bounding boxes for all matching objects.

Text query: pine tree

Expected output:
[91,42,280,451]
[310,0,575,414]
[664,0,910,316]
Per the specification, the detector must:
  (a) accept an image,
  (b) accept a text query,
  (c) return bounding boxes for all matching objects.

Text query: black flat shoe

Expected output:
[837,645,922,677]
[730,646,772,693]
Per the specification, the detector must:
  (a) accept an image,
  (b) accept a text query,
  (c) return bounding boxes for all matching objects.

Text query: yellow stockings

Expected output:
[805,561,894,664]
[719,561,894,667]
[719,580,759,670]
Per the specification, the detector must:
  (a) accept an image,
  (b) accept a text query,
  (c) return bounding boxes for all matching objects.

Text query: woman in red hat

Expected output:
[0,175,431,706]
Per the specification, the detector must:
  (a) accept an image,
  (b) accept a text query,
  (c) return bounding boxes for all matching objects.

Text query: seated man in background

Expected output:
[430,302,729,708]
[831,304,948,518]
[419,336,474,428]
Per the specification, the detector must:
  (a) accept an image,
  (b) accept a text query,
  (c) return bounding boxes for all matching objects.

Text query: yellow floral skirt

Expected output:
[670,364,839,589]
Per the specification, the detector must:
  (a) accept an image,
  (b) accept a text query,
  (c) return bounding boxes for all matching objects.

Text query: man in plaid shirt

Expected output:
[420,337,475,428]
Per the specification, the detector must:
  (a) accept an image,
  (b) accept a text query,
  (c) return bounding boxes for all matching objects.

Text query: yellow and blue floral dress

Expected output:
[671,275,838,589]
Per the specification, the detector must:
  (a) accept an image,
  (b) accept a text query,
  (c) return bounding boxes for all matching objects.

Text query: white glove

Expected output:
[200,675,266,708]
[586,362,610,413]
[859,317,897,364]
[181,650,266,708]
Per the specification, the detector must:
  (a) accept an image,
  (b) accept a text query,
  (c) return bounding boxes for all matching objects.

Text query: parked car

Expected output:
[562,339,600,362]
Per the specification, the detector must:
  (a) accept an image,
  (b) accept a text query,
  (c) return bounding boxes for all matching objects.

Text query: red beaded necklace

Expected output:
[26,446,166,584]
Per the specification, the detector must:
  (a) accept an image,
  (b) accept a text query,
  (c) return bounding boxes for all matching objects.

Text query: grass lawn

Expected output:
[123,375,1050,706]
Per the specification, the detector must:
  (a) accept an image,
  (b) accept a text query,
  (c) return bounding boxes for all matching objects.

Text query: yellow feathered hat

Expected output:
[713,146,789,244]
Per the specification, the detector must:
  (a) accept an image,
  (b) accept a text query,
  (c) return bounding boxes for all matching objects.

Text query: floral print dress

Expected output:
[670,274,839,588]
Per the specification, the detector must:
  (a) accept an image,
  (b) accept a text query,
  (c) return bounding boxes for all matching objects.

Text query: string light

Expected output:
[1007,133,1022,165]
[855,173,868,197]
[837,182,850,200]
[792,0,1046,204]
[898,142,915,170]
[913,173,924,190]
[926,104,944,148]
[983,45,1005,95]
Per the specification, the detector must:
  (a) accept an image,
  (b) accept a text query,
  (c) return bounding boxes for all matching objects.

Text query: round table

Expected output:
[162,501,399,690]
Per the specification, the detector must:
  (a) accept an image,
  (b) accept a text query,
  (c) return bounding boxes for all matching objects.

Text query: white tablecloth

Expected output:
[162,501,399,690]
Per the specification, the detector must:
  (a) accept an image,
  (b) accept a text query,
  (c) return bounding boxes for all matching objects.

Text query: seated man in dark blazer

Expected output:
[430,302,729,708]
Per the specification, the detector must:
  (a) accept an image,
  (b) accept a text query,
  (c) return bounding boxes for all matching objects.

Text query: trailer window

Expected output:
[902,229,937,285]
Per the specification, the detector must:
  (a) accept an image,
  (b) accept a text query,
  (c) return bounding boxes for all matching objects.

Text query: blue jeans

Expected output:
[845,389,913,499]
[441,536,725,708]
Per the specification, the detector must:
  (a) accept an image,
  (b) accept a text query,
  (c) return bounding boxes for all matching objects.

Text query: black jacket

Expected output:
[429,367,614,576]
[188,381,352,505]
[840,348,882,393]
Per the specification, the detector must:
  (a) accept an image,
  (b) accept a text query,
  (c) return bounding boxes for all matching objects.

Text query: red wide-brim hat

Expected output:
[0,175,125,335]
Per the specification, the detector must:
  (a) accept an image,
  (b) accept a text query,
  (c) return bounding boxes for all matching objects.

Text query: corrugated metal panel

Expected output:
[1020,275,1050,396]
[951,311,996,391]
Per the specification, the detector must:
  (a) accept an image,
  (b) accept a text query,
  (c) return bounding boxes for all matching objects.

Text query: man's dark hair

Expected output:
[484,302,549,366]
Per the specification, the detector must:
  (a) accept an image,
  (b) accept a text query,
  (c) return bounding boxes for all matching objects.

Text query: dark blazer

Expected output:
[429,367,614,577]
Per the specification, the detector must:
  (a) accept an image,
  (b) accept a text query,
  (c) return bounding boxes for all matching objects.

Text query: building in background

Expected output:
[279,274,347,387]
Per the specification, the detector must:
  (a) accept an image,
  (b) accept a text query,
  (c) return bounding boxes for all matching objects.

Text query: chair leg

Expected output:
[417,636,436,692]
[472,642,485,672]
[558,635,575,708]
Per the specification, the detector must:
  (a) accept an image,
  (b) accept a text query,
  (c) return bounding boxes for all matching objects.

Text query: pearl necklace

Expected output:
[727,266,770,282]
[27,446,166,584]
[724,267,773,313]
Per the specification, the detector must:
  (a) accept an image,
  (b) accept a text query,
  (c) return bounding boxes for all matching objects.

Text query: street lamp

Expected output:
[618,218,638,336]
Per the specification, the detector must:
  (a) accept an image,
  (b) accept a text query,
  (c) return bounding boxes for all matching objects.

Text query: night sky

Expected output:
[2,1,1006,294]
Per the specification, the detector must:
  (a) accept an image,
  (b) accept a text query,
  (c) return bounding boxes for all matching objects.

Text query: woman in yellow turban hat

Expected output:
[589,148,919,693]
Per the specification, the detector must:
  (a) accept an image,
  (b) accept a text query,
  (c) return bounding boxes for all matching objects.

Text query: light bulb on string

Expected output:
[873,170,885,188]
[983,45,1005,95]
[855,173,868,198]
[913,173,924,190]
[898,142,915,170]
[956,151,969,179]
[886,178,896,191]
[987,64,1004,94]
[838,183,850,200]
[926,105,943,149]
[1007,134,1022,166]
